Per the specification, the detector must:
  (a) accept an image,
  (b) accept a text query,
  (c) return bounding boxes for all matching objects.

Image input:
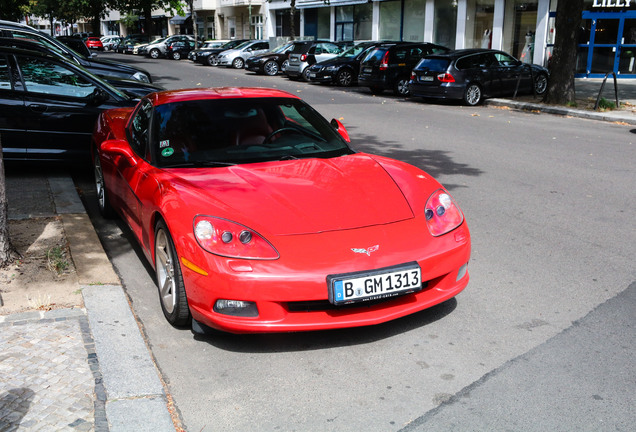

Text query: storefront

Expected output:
[577,0,636,77]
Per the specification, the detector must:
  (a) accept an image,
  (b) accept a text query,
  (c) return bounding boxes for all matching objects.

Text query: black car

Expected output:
[307,41,389,87]
[0,38,162,98]
[409,49,549,106]
[358,42,450,96]
[0,46,155,162]
[56,36,93,58]
[244,41,295,76]
[116,34,150,54]
[0,20,152,83]
[188,40,229,61]
[167,40,195,60]
[193,39,249,66]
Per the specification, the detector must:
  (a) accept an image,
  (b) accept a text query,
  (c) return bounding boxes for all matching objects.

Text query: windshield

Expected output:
[151,97,353,168]
[271,43,293,54]
[338,43,373,58]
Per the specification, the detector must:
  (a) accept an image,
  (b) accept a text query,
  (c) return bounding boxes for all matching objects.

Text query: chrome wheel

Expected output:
[172,51,181,60]
[281,59,289,72]
[394,78,410,96]
[534,73,548,95]
[264,60,279,76]
[336,69,353,87]
[154,221,190,326]
[155,228,176,315]
[464,84,482,106]
[94,154,114,218]
[232,57,244,69]
[150,48,160,59]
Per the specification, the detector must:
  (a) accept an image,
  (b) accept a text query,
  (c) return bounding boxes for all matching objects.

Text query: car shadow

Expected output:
[193,297,458,353]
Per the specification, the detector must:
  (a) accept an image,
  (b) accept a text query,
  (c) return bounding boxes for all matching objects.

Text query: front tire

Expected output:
[232,57,245,69]
[207,55,217,66]
[336,69,354,87]
[301,67,311,82]
[264,60,279,76]
[94,154,115,219]
[464,83,483,106]
[281,59,289,72]
[154,220,191,326]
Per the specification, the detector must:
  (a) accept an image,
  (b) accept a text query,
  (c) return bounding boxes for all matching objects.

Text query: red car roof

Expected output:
[148,87,300,106]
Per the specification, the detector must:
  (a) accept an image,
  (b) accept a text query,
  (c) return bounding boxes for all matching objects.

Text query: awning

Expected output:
[170,13,191,25]
[296,0,367,8]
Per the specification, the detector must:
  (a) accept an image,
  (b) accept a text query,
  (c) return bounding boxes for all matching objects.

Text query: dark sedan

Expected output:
[244,42,294,75]
[0,46,158,162]
[409,49,549,106]
[307,42,381,87]
[193,39,249,66]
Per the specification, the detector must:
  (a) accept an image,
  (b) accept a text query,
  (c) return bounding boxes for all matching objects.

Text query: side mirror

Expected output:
[330,119,351,143]
[87,88,109,106]
[101,139,138,167]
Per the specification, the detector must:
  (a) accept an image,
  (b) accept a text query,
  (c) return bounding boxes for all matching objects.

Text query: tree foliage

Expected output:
[544,0,585,105]
[110,0,185,37]
[0,0,31,21]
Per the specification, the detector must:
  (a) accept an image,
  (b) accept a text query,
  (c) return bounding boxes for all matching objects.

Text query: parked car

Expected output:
[92,87,471,333]
[167,40,195,60]
[285,41,345,81]
[193,39,249,66]
[244,41,296,76]
[101,36,123,51]
[409,48,549,106]
[307,41,387,87]
[216,40,270,68]
[56,35,93,57]
[116,35,150,54]
[358,42,450,96]
[0,38,162,98]
[0,46,160,162]
[146,35,195,59]
[85,37,104,51]
[0,20,152,83]
[188,40,230,61]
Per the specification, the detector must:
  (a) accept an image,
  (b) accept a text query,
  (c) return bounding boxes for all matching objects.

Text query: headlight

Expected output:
[425,189,464,236]
[194,216,279,259]
[132,71,150,83]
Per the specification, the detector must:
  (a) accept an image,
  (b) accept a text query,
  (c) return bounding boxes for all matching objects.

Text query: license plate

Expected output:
[309,73,317,78]
[363,67,372,73]
[420,76,434,82]
[328,262,422,305]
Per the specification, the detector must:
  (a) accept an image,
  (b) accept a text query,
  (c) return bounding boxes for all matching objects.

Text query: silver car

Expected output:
[216,40,270,69]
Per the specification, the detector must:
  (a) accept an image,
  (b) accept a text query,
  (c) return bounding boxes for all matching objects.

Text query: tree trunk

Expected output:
[0,134,17,269]
[543,0,584,105]
[290,2,296,41]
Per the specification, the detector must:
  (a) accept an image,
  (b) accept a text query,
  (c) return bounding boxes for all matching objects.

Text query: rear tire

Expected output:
[154,220,191,326]
[301,67,311,82]
[149,48,160,59]
[463,83,483,106]
[172,51,181,60]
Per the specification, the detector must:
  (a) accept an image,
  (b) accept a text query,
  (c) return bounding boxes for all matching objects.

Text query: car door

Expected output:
[313,43,341,64]
[493,52,525,95]
[15,53,107,161]
[0,53,28,160]
[249,42,270,58]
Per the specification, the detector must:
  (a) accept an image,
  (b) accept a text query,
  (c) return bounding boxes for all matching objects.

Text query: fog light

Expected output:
[456,263,468,281]
[214,299,258,317]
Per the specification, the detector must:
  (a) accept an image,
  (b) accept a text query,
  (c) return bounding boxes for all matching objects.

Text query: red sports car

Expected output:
[92,88,470,334]
[85,37,104,50]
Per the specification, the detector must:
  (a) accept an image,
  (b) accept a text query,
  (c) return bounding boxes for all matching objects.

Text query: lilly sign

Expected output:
[592,0,632,7]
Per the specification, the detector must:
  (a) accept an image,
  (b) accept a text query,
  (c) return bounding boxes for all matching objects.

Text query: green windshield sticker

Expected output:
[161,148,174,157]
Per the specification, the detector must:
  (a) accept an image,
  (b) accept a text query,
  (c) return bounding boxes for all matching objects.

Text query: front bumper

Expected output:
[181,218,471,333]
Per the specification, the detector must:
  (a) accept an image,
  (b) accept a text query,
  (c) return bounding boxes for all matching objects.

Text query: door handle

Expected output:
[28,104,47,113]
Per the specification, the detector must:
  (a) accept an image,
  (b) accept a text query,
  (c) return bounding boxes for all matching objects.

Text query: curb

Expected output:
[485,98,636,126]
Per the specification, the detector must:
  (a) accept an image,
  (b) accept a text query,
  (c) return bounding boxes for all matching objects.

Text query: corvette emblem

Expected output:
[351,245,379,256]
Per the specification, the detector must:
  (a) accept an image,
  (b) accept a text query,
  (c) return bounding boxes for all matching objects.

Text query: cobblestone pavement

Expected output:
[0,309,106,432]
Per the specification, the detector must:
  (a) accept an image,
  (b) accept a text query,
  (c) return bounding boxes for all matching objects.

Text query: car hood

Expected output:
[167,154,414,235]
[315,56,355,68]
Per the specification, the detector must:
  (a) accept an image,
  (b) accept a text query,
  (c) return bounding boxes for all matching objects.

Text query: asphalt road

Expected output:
[77,52,635,432]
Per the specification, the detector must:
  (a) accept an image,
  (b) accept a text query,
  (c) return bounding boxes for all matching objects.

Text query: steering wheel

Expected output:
[262,127,315,145]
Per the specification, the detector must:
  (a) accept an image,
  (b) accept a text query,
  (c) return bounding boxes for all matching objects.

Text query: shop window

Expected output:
[503,0,538,60]
[379,0,402,41]
[403,0,426,42]
[434,0,457,49]
[466,0,495,49]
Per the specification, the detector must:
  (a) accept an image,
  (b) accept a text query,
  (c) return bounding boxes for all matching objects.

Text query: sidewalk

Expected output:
[485,77,636,125]
[0,175,176,431]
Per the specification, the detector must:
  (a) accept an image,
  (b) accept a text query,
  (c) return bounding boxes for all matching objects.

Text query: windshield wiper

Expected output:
[162,160,236,168]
